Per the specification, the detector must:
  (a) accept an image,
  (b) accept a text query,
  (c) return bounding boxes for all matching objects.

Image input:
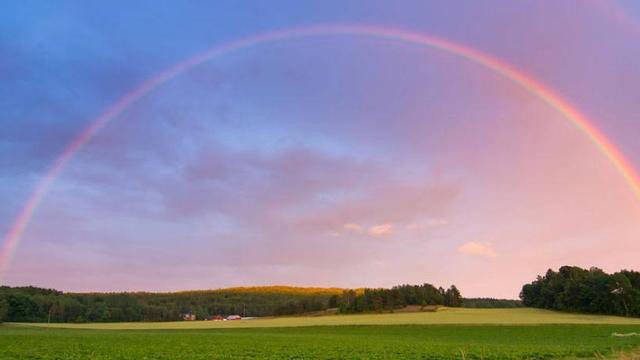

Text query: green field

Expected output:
[15,308,640,330]
[4,308,640,359]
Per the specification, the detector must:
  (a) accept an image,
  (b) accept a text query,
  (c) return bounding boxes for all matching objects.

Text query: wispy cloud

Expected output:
[407,218,448,230]
[344,223,363,233]
[368,223,394,237]
[457,242,496,258]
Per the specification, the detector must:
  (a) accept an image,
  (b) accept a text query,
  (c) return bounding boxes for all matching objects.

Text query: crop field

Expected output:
[2,323,640,359]
[3,309,640,359]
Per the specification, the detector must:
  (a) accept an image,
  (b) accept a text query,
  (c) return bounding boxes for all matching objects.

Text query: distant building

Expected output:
[226,315,241,320]
[182,312,196,321]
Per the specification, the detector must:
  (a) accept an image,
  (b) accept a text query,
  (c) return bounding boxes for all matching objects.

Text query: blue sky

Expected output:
[2,1,640,297]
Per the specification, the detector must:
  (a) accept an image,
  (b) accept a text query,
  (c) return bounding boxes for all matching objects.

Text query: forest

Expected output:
[0,283,465,323]
[0,286,339,323]
[520,266,640,317]
[14,265,640,324]
[336,284,462,313]
[462,298,522,308]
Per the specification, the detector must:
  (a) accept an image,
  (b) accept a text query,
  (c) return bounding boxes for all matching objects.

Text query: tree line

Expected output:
[0,283,467,323]
[520,266,640,317]
[462,298,522,308]
[0,286,339,323]
[335,284,463,313]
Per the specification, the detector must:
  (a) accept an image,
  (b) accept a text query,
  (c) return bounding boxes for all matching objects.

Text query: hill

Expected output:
[0,285,344,322]
[0,282,462,323]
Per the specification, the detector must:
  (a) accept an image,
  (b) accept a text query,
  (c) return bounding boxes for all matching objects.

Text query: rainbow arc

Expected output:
[2,24,639,281]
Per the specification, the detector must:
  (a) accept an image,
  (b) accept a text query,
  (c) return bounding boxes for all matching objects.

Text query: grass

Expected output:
[2,324,640,359]
[14,307,640,330]
[5,308,640,359]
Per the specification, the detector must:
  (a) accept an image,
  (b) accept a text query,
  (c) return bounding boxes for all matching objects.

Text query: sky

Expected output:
[1,1,640,298]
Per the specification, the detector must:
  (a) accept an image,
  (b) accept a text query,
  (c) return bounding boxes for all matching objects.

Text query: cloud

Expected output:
[368,223,394,237]
[457,242,497,258]
[407,218,448,230]
[426,219,449,226]
[292,182,460,234]
[344,223,363,233]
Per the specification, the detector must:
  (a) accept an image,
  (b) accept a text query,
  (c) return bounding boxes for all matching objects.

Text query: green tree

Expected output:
[328,295,339,308]
[444,285,463,307]
[0,297,8,322]
[610,273,633,316]
[520,266,640,317]
[339,290,357,313]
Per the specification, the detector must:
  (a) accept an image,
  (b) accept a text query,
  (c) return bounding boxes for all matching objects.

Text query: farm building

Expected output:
[182,312,196,321]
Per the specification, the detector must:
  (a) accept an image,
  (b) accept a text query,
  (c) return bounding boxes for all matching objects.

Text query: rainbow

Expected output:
[2,24,639,282]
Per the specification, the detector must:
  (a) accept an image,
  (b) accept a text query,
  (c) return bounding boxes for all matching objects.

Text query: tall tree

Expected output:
[520,266,640,317]
[0,297,8,323]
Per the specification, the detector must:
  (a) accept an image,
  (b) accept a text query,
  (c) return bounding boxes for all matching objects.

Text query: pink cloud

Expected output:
[344,223,363,233]
[407,218,448,230]
[368,223,394,237]
[457,242,497,258]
